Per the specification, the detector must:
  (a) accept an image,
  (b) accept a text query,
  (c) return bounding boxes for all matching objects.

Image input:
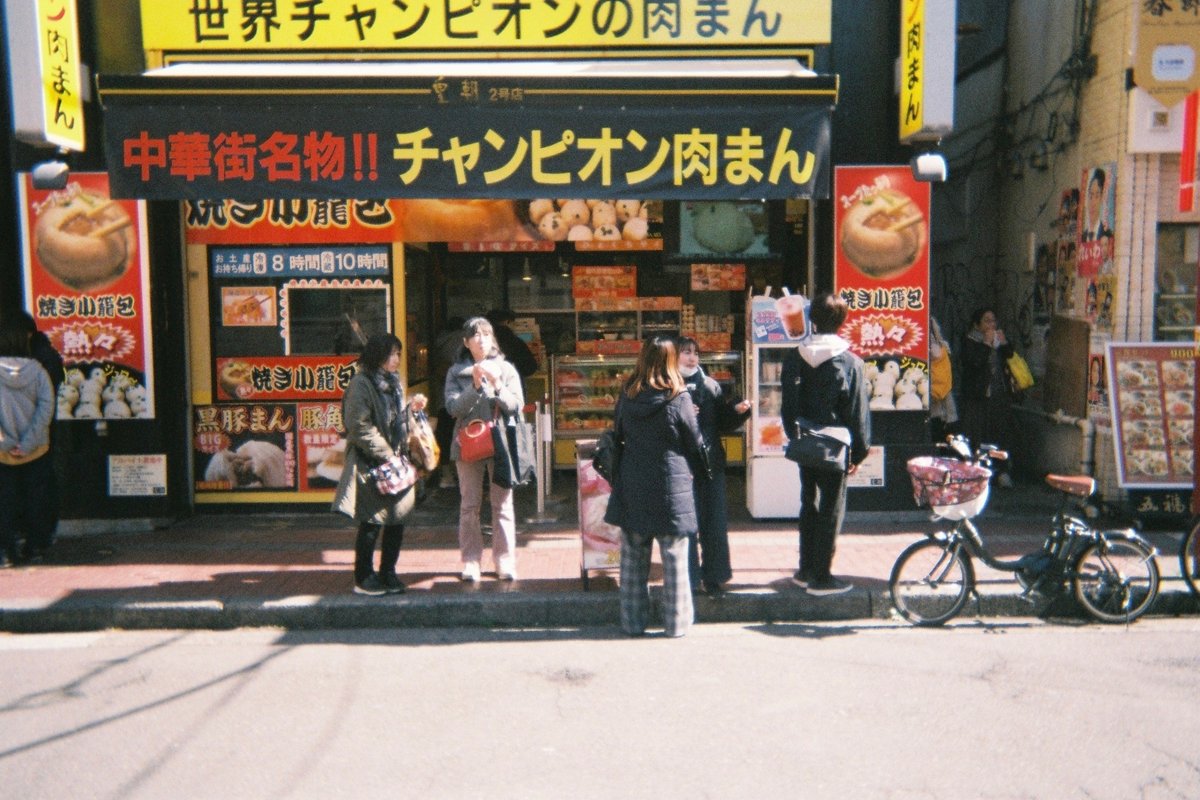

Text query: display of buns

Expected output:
[840,188,927,278]
[35,191,135,290]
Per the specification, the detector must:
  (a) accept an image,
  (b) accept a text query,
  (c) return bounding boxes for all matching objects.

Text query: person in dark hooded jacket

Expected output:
[603,336,707,637]
[780,293,871,596]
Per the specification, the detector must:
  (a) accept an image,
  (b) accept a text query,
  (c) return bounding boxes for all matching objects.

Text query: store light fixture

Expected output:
[559,257,570,278]
[521,257,533,281]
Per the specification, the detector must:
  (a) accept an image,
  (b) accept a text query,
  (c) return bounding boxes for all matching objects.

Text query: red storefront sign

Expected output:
[18,171,156,419]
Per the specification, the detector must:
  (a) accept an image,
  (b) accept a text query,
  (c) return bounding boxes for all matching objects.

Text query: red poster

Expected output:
[19,172,155,420]
[215,356,358,401]
[833,166,930,411]
[297,402,346,493]
[193,403,297,492]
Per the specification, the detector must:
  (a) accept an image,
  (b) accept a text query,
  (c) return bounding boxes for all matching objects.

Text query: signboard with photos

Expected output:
[833,166,931,412]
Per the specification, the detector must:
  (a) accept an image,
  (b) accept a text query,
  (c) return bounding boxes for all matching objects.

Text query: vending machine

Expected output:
[745,290,809,518]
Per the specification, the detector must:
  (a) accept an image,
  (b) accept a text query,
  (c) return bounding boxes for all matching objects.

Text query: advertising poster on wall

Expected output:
[297,402,346,493]
[1077,163,1116,277]
[1086,334,1111,430]
[833,166,931,412]
[18,172,155,420]
[193,403,297,493]
[1106,342,1194,488]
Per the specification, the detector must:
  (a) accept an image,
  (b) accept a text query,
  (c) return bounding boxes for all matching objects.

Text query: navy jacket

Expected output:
[603,388,705,536]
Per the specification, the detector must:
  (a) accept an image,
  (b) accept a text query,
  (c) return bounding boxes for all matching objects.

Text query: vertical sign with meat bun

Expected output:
[18,172,154,420]
[834,166,931,412]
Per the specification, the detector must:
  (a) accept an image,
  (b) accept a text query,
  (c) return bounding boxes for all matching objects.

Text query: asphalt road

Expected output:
[2,619,1199,800]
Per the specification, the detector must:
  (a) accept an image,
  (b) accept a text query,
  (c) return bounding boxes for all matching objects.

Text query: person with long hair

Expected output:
[444,316,525,582]
[781,293,871,596]
[603,336,707,637]
[959,307,1019,487]
[675,335,751,596]
[332,333,427,595]
[0,318,56,568]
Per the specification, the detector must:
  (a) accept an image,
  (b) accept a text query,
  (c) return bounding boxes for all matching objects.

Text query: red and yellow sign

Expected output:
[215,356,358,402]
[140,0,831,53]
[19,172,154,419]
[834,166,930,410]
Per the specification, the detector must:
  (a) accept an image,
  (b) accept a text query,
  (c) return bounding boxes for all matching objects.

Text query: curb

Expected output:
[2,586,1194,633]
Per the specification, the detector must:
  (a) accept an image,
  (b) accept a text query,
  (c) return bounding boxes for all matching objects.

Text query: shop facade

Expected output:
[17,0,952,522]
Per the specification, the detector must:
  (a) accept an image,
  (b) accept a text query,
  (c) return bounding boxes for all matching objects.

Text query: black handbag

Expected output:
[784,417,851,472]
[492,412,536,489]
[592,428,622,485]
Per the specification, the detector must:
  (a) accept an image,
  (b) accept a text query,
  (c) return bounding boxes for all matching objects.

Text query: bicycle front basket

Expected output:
[906,456,992,520]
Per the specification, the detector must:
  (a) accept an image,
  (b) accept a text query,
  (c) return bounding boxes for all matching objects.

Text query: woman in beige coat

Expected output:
[332,333,426,595]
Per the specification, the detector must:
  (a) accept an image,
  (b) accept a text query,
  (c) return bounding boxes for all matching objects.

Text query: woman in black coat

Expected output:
[958,307,1018,485]
[676,336,751,596]
[603,336,707,637]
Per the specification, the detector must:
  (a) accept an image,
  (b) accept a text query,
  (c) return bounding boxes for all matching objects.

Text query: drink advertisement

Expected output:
[1106,342,1194,489]
[834,166,931,412]
[18,172,155,420]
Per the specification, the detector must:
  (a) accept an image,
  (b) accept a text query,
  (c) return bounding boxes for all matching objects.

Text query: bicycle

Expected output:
[889,436,1162,626]
[1181,518,1200,599]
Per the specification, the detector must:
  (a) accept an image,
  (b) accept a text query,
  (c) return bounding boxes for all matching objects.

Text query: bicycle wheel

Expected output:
[1181,519,1200,599]
[1073,534,1160,623]
[889,539,974,626]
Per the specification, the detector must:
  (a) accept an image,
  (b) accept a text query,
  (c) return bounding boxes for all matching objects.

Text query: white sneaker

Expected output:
[460,562,481,582]
[496,558,517,581]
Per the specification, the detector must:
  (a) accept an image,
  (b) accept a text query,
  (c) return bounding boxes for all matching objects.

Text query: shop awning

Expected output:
[96,60,837,202]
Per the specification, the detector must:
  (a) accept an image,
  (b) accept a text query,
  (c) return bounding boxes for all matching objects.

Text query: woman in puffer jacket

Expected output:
[0,320,55,568]
[604,336,707,637]
[444,316,525,582]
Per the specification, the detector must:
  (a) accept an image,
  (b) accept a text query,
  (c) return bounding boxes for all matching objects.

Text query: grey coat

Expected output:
[603,389,705,537]
[443,356,524,461]
[331,370,416,525]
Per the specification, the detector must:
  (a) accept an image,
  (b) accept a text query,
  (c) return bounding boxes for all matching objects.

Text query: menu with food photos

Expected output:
[1106,342,1195,488]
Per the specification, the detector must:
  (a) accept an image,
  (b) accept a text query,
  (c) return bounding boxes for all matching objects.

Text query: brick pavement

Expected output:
[0,474,1193,632]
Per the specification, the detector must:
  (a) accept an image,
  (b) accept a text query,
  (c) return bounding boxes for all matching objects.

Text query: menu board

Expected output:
[1106,342,1195,488]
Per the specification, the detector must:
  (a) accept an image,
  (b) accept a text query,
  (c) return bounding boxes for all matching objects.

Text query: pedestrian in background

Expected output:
[332,333,427,595]
[676,335,750,597]
[2,309,63,563]
[0,318,56,568]
[604,336,707,637]
[431,315,465,489]
[445,316,524,582]
[959,307,1017,487]
[486,308,538,390]
[781,293,871,596]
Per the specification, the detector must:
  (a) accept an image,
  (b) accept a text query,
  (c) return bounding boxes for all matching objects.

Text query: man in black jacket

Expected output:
[780,293,871,596]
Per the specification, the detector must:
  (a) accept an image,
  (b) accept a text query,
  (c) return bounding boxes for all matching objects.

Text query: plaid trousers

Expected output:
[619,529,693,637]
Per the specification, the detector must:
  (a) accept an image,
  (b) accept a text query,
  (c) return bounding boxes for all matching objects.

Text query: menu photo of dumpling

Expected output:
[1116,361,1158,390]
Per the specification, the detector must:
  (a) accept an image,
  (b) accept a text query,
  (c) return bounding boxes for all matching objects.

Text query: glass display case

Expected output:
[575,297,682,354]
[1153,224,1198,343]
[550,352,743,468]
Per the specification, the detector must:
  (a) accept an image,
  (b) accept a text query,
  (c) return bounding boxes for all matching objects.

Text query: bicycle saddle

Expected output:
[1044,473,1095,497]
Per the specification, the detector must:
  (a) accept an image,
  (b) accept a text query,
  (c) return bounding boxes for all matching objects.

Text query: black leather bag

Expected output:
[592,428,622,485]
[784,418,851,472]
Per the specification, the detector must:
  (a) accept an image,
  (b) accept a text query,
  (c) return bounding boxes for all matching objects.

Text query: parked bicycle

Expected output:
[1181,518,1200,599]
[889,436,1161,626]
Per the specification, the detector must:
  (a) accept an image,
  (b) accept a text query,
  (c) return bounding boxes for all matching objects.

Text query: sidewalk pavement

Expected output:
[1,474,1195,633]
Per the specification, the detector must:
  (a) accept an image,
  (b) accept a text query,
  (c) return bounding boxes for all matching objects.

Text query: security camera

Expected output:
[910,152,948,183]
[31,160,70,190]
